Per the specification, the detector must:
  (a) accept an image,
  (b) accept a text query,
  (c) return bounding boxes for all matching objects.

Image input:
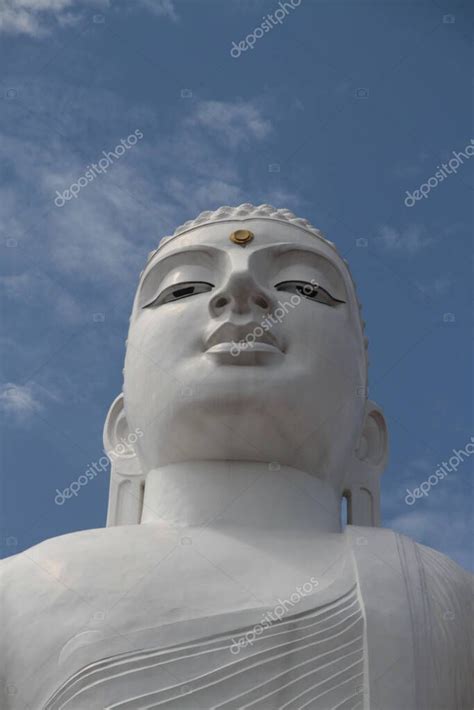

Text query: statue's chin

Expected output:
[125,359,362,489]
[135,408,338,485]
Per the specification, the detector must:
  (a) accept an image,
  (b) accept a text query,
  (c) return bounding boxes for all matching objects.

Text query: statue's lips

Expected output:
[206,342,281,354]
[204,322,282,354]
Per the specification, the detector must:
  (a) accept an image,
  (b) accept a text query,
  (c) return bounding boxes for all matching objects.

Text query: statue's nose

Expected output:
[209,270,272,317]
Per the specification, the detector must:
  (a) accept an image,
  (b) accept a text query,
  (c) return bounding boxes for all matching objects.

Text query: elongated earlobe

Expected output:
[103,394,145,526]
[343,401,388,527]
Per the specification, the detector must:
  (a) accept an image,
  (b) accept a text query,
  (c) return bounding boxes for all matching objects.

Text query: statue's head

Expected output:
[105,205,388,525]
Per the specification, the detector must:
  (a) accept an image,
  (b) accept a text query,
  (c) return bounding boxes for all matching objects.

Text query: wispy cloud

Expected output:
[0,382,59,423]
[0,0,178,36]
[415,274,452,297]
[189,100,272,148]
[377,224,432,254]
[131,0,178,21]
[0,270,83,324]
[392,152,432,179]
[0,0,104,36]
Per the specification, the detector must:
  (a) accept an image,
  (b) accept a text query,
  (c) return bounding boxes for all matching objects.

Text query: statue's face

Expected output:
[124,219,367,491]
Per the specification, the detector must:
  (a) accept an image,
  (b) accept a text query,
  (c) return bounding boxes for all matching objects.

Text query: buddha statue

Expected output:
[1,204,472,710]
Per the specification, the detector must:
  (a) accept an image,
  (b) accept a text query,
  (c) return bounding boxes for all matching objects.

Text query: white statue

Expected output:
[1,204,472,710]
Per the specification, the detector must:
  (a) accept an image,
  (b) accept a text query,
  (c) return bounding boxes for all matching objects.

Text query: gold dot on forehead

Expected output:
[229,229,254,246]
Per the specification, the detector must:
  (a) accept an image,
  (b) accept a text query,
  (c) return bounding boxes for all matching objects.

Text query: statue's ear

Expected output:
[103,394,144,526]
[344,400,388,527]
[356,401,388,470]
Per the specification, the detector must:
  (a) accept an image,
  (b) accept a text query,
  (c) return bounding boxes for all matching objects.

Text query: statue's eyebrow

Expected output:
[267,244,344,269]
[140,246,219,284]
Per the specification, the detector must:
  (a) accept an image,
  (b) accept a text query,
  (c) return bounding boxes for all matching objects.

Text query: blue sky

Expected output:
[0,0,472,570]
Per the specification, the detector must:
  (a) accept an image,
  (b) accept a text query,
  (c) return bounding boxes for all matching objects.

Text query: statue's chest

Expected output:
[44,584,365,709]
[43,541,367,709]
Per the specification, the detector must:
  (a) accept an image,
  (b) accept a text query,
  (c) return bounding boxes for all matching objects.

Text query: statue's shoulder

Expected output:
[1,523,177,585]
[347,523,472,586]
[347,525,473,709]
[0,524,178,628]
[1,525,179,706]
[348,523,472,607]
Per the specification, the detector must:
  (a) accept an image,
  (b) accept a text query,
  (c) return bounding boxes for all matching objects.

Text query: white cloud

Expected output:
[415,274,452,297]
[189,100,272,148]
[0,271,83,324]
[132,0,177,21]
[393,152,432,179]
[377,224,432,254]
[0,5,42,36]
[0,0,104,36]
[0,0,177,36]
[0,382,59,423]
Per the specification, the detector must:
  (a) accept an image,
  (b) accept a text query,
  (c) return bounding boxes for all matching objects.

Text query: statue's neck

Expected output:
[140,461,341,534]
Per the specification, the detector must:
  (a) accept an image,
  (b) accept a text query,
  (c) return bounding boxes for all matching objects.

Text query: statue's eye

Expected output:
[275,281,345,307]
[142,281,214,308]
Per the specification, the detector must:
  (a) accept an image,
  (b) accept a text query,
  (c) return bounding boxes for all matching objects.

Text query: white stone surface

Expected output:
[1,205,472,709]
